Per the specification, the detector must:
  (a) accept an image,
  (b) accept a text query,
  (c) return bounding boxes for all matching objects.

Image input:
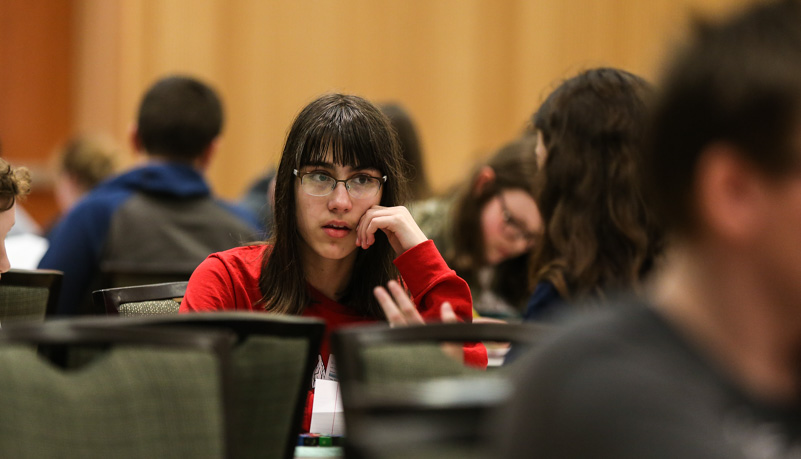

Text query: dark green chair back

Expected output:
[85,312,325,459]
[0,269,63,324]
[0,319,235,458]
[332,322,551,459]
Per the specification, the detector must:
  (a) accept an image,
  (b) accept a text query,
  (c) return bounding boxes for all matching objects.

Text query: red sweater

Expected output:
[181,240,486,368]
[181,240,487,431]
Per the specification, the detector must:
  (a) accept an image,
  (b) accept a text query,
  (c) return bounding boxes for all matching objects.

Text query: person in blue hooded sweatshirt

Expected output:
[39,75,260,315]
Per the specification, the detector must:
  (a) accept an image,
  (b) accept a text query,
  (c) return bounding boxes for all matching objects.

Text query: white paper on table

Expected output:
[309,379,345,436]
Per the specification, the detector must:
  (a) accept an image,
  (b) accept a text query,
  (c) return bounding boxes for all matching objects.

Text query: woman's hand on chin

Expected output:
[356,205,428,256]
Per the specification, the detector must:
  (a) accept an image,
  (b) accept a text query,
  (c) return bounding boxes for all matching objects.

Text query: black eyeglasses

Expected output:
[294,169,387,199]
[498,194,537,245]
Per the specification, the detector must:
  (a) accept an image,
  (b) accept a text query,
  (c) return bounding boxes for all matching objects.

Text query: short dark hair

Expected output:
[648,0,801,234]
[136,75,223,161]
[260,93,408,317]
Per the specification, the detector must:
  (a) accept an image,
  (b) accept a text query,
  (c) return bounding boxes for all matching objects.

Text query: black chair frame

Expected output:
[93,281,188,315]
[333,321,551,383]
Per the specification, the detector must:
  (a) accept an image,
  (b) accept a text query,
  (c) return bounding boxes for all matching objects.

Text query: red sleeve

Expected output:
[394,240,488,369]
[180,254,238,313]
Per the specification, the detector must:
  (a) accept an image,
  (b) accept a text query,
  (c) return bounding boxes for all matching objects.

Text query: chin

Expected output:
[317,244,357,261]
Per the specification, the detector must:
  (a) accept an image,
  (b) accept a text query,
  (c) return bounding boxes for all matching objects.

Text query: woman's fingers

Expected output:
[373,280,425,327]
[357,205,427,254]
[374,285,406,326]
[387,280,424,325]
[440,302,458,323]
[374,281,464,330]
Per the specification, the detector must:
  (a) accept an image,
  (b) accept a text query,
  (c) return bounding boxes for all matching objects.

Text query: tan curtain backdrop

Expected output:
[1,0,752,225]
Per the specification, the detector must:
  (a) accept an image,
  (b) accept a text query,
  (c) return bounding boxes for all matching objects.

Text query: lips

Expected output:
[322,221,352,238]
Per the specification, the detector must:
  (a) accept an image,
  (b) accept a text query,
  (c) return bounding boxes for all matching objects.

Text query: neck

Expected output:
[300,243,357,302]
[146,154,206,171]
[652,240,801,404]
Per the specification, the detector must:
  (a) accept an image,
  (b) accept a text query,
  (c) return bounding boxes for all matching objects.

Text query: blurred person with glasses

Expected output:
[181,93,487,430]
[412,136,542,319]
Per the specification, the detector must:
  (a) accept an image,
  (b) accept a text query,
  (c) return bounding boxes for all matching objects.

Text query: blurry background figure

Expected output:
[413,135,541,319]
[0,140,40,239]
[379,102,432,201]
[0,157,31,281]
[39,75,261,315]
[0,141,46,269]
[51,135,119,220]
[239,102,431,239]
[239,167,276,238]
[8,135,118,269]
[525,67,664,321]
[497,3,801,457]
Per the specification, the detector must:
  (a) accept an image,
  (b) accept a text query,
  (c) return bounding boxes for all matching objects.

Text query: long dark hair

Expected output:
[259,93,408,317]
[530,67,663,301]
[448,136,539,307]
[379,103,431,200]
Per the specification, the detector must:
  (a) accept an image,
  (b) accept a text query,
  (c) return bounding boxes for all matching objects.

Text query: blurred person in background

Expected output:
[496,1,801,457]
[39,75,260,315]
[524,67,663,321]
[379,102,432,201]
[51,135,119,220]
[413,135,541,319]
[0,142,46,269]
[0,157,31,275]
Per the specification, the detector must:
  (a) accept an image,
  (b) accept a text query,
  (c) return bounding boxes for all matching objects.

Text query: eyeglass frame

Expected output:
[498,193,538,245]
[293,169,388,198]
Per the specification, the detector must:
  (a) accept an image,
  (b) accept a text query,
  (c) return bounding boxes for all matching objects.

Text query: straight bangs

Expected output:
[297,123,387,173]
[289,95,407,207]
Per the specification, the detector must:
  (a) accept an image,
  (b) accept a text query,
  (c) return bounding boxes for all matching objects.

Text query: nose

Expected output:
[328,182,353,212]
[505,234,530,259]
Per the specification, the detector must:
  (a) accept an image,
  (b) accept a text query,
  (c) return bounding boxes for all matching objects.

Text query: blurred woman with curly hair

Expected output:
[525,67,664,320]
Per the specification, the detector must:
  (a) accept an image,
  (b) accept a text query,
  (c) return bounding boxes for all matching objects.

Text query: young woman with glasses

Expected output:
[411,136,542,319]
[524,68,664,321]
[181,94,486,425]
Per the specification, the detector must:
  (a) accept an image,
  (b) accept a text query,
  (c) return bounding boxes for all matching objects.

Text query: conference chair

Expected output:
[0,268,63,324]
[93,281,187,316]
[85,312,325,459]
[332,322,551,459]
[0,318,236,458]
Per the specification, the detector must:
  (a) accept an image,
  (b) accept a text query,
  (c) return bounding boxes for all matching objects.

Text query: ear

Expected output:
[694,143,768,244]
[195,138,218,171]
[472,166,496,197]
[129,123,144,153]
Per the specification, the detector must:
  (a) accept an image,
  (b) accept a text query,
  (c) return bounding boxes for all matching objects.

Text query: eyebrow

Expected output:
[303,162,379,173]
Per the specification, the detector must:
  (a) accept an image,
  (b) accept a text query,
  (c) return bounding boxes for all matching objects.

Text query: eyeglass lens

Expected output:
[298,171,383,198]
[499,194,535,243]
